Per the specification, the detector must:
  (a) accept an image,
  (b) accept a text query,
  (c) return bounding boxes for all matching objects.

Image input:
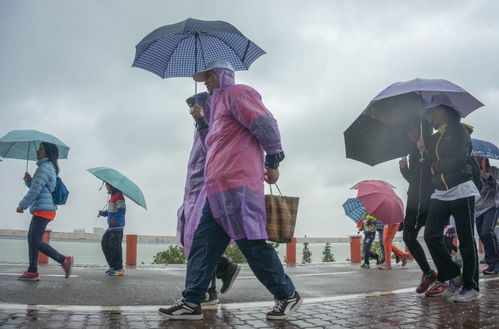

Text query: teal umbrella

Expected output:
[87,167,147,210]
[0,130,70,171]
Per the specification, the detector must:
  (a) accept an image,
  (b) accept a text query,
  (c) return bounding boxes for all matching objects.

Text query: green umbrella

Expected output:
[0,130,70,171]
[87,167,147,210]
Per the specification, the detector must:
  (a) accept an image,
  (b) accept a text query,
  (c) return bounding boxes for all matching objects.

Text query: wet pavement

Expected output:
[0,262,498,328]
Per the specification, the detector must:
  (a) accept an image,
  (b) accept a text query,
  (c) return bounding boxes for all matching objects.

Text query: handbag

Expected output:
[265,184,299,243]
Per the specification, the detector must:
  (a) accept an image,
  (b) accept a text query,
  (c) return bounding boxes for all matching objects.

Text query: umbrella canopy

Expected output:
[344,114,414,166]
[363,78,483,123]
[132,17,265,79]
[351,180,404,225]
[472,138,499,160]
[342,198,365,223]
[87,167,147,210]
[0,130,70,161]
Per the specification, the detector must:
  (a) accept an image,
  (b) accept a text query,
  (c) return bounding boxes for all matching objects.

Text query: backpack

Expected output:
[52,176,69,205]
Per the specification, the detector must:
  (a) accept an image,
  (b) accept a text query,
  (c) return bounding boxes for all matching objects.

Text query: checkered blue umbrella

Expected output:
[132,18,265,79]
[342,198,366,223]
[472,138,499,160]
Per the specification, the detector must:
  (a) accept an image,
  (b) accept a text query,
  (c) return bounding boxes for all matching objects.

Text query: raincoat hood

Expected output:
[213,68,235,90]
[186,91,211,121]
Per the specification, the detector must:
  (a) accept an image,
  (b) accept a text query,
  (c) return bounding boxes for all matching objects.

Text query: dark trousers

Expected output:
[182,201,295,305]
[424,197,479,290]
[27,216,65,273]
[363,231,378,264]
[101,230,123,270]
[207,256,231,292]
[403,210,431,274]
[476,207,499,266]
[377,229,385,261]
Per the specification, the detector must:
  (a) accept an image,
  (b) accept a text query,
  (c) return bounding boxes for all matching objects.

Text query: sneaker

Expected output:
[158,300,203,320]
[201,289,219,306]
[61,256,73,279]
[479,259,486,264]
[416,270,437,293]
[425,281,446,297]
[377,263,392,270]
[266,291,303,320]
[452,288,480,303]
[395,255,400,264]
[443,278,463,298]
[401,254,408,267]
[108,269,125,276]
[220,263,241,294]
[482,265,497,275]
[360,263,370,269]
[105,268,113,274]
[18,271,40,281]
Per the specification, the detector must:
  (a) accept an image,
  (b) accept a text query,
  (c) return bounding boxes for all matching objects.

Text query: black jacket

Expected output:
[400,145,434,214]
[427,123,473,191]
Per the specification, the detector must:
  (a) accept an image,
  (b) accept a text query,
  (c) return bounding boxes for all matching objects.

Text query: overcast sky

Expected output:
[1,0,499,238]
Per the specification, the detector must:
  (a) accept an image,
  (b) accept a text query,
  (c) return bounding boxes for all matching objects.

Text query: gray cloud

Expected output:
[1,0,499,238]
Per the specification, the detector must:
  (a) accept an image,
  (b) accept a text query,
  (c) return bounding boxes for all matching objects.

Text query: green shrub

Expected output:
[322,243,335,262]
[152,245,186,264]
[302,243,312,264]
[224,244,247,263]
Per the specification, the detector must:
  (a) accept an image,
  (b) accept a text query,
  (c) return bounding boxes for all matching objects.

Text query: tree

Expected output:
[322,242,335,262]
[302,242,312,264]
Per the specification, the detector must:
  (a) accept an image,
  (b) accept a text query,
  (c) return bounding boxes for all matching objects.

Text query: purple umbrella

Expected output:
[362,78,484,123]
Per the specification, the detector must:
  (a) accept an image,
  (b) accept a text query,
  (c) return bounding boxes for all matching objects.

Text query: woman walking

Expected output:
[474,157,499,274]
[16,142,73,281]
[421,96,481,302]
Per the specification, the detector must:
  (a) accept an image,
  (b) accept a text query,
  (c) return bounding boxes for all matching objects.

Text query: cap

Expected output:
[193,60,235,82]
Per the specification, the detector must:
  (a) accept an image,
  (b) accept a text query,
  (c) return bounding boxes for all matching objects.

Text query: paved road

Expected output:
[1,261,426,306]
[1,262,498,328]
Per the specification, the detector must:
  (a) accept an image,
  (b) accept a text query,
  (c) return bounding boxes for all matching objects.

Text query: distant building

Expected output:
[93,227,105,234]
[73,228,85,233]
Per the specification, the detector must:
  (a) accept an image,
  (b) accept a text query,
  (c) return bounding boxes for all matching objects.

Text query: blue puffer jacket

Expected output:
[19,158,57,213]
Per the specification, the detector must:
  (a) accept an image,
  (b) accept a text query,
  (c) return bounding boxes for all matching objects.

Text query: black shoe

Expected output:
[480,259,486,264]
[158,300,203,320]
[395,255,401,264]
[201,289,219,306]
[266,291,303,320]
[220,263,241,294]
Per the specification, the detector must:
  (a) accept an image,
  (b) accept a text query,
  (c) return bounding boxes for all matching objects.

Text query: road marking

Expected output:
[1,276,497,312]
[238,271,357,279]
[0,272,77,278]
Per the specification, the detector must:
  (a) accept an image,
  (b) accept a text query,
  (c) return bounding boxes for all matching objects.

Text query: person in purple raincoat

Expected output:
[176,91,241,305]
[160,60,301,321]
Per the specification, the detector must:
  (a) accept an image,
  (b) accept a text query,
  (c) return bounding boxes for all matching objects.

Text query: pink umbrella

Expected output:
[351,180,404,225]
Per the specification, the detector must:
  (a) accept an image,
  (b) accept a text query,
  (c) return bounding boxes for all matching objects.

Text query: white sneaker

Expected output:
[452,288,480,303]
[266,291,303,320]
[443,278,462,298]
[377,263,392,270]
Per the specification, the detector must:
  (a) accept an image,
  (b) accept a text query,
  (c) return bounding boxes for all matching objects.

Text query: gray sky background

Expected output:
[1,0,499,238]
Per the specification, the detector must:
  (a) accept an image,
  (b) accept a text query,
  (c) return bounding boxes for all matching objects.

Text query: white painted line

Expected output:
[238,270,358,280]
[0,276,497,312]
[0,272,77,278]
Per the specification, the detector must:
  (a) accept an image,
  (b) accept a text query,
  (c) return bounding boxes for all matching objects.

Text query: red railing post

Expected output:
[126,234,138,267]
[349,234,361,263]
[286,238,296,265]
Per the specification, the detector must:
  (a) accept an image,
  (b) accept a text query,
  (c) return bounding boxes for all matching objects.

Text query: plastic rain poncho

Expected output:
[176,92,211,255]
[204,68,283,240]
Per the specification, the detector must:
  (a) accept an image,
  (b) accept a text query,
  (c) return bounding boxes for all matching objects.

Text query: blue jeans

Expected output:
[182,201,295,305]
[28,216,65,273]
[377,229,385,261]
[363,231,377,264]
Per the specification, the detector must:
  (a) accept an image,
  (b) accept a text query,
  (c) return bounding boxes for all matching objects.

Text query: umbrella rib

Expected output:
[162,33,195,78]
[205,32,249,67]
[2,142,17,158]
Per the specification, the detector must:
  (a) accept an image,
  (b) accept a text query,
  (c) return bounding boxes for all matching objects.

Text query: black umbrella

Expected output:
[344,114,414,166]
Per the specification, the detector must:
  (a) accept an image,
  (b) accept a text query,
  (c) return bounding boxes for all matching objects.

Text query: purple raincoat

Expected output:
[204,69,283,240]
[176,92,211,256]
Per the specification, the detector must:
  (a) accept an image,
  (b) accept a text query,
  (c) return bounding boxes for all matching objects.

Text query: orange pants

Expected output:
[383,224,405,265]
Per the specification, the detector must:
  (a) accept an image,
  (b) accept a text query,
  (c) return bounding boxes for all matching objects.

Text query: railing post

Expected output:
[38,227,52,264]
[126,234,138,267]
[349,234,361,264]
[286,237,296,265]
